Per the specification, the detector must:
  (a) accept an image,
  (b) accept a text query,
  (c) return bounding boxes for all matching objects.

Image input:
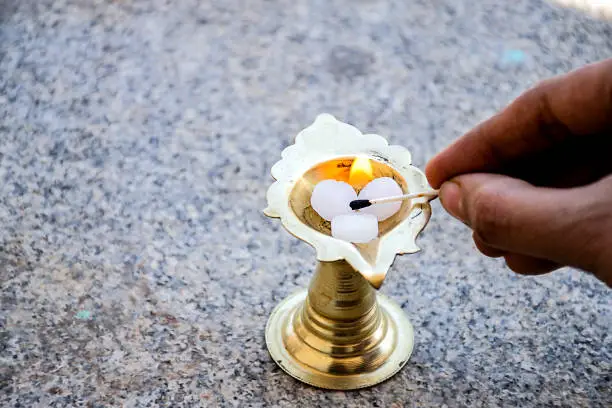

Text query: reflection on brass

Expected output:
[264,114,434,390]
[266,261,414,390]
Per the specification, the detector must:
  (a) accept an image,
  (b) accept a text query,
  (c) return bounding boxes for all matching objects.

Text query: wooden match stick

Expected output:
[349,190,439,210]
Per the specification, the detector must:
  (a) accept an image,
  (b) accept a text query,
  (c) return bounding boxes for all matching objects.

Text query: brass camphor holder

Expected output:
[264,114,433,390]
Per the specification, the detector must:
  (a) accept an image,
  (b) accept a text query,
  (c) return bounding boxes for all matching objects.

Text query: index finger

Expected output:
[426,58,612,189]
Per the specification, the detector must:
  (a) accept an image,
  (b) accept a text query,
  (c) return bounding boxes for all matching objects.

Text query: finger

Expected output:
[474,206,562,275]
[439,173,612,280]
[505,133,612,188]
[426,58,612,188]
[473,233,506,258]
[503,254,561,275]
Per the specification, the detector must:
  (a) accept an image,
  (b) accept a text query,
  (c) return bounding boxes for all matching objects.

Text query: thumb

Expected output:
[439,173,612,281]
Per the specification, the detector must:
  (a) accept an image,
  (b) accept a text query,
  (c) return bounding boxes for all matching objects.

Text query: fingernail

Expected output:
[439,181,466,223]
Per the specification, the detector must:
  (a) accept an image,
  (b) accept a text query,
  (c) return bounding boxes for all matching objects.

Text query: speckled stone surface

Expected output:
[1,1,611,407]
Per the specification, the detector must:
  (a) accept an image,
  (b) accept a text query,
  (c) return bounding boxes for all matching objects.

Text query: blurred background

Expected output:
[1,1,611,407]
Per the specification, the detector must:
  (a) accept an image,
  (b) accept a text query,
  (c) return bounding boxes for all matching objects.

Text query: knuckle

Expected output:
[468,186,510,245]
[581,199,612,275]
[598,174,612,193]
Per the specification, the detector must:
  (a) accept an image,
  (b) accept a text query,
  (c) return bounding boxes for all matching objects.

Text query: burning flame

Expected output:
[348,157,374,189]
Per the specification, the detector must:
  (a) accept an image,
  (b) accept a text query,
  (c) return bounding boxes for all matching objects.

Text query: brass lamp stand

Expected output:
[264,114,433,390]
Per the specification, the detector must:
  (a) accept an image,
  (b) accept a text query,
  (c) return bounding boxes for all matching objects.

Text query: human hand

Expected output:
[426,58,612,286]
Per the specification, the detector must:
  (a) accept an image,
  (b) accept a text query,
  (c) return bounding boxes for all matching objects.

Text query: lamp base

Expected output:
[265,288,414,390]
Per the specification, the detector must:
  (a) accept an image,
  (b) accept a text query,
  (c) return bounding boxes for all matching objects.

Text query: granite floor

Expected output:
[1,0,611,407]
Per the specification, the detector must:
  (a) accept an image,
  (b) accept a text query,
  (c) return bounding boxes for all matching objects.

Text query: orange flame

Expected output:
[348,157,374,189]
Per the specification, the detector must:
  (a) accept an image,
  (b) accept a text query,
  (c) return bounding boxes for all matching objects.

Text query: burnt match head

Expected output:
[349,199,372,211]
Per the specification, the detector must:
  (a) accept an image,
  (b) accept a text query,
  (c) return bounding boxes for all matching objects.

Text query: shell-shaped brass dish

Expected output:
[265,113,432,288]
